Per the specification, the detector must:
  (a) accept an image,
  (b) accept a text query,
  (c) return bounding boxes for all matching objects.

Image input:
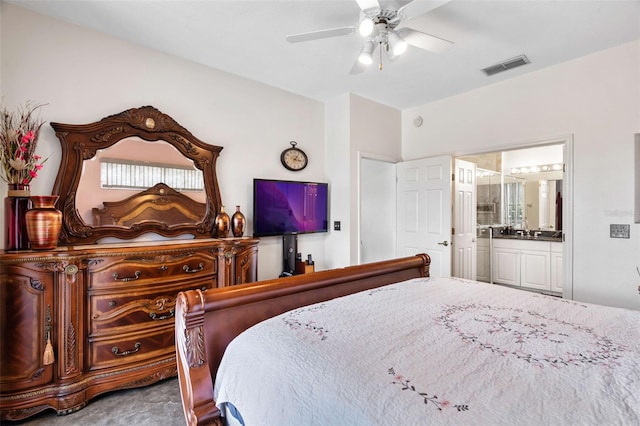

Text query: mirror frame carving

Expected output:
[51,106,223,244]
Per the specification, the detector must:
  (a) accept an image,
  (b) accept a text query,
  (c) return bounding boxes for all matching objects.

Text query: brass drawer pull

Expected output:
[149,309,175,321]
[183,263,204,274]
[112,342,141,357]
[108,301,116,308]
[112,271,141,282]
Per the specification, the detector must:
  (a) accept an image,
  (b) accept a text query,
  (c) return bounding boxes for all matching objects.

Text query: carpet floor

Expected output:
[8,378,184,425]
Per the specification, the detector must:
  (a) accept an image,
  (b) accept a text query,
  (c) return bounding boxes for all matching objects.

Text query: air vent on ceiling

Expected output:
[481,54,530,76]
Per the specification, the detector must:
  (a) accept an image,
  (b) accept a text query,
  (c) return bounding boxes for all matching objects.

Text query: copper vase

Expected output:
[231,205,246,237]
[214,205,230,238]
[25,195,62,250]
[4,184,32,250]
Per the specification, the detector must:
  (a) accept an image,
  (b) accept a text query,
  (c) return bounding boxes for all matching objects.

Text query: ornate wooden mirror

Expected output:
[51,106,223,244]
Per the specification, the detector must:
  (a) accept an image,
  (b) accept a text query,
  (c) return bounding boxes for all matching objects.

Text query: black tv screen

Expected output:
[253,178,329,237]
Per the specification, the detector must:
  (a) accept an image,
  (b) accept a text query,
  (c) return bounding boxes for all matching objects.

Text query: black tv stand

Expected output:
[281,233,298,276]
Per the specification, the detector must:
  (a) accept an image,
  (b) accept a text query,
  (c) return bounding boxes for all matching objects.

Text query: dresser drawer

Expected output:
[87,250,216,289]
[89,278,214,335]
[88,327,175,371]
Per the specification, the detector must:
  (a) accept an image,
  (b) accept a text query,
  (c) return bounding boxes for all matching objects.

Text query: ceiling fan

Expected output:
[286,0,454,74]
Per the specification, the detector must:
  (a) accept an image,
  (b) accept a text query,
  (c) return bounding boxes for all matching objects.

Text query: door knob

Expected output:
[437,241,449,246]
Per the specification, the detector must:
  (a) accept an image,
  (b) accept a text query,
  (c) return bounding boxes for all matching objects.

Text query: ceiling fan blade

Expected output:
[355,0,380,13]
[396,27,453,53]
[286,26,356,43]
[398,0,451,21]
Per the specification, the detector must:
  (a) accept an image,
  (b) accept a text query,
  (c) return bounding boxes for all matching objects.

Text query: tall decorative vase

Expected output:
[25,195,62,250]
[231,205,246,237]
[214,205,230,238]
[4,184,32,251]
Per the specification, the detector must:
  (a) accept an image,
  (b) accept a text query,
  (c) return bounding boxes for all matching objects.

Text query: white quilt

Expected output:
[214,277,640,425]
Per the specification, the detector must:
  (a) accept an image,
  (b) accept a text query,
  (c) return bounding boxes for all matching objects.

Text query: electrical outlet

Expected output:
[333,221,341,231]
[610,224,630,239]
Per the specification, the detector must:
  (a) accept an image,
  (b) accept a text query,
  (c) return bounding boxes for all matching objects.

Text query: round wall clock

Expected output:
[280,141,308,171]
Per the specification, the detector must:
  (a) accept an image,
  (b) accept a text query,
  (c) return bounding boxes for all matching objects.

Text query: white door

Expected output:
[396,155,452,277]
[360,157,396,264]
[452,159,477,279]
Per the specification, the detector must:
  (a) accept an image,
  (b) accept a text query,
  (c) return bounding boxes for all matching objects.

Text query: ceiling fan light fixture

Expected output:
[358,41,375,65]
[388,29,407,56]
[359,17,374,36]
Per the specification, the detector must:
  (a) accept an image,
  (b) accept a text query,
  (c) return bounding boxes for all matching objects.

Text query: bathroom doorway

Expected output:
[455,137,573,298]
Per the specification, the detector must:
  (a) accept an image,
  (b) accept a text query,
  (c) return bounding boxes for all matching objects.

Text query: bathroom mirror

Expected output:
[76,137,207,226]
[477,169,562,230]
[51,106,223,244]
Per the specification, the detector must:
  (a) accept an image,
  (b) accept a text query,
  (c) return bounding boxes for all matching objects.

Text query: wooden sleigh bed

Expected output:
[175,254,431,425]
[175,253,640,426]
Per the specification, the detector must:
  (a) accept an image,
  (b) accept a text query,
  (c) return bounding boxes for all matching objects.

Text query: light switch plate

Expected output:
[610,224,630,239]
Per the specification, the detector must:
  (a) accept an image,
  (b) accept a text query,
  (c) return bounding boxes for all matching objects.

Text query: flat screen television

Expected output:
[253,178,329,237]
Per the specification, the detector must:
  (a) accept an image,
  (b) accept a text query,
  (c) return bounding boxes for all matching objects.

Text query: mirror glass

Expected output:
[504,177,526,228]
[476,170,562,230]
[523,177,563,231]
[464,145,564,231]
[76,137,206,226]
[476,170,527,228]
[476,169,502,226]
[51,106,222,244]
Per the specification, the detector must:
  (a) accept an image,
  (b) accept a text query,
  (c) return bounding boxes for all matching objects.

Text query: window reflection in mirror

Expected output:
[504,176,525,229]
[76,137,206,225]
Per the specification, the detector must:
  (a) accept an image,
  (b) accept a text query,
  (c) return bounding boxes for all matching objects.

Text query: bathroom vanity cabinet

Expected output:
[492,238,562,293]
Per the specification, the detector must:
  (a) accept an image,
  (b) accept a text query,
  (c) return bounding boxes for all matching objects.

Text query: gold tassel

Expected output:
[43,335,55,365]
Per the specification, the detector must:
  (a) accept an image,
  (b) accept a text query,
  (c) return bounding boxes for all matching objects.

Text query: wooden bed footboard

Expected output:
[175,254,430,425]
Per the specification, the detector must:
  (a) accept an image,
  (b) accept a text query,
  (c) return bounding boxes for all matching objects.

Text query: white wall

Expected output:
[502,145,563,171]
[323,94,351,269]
[349,94,401,264]
[323,94,401,269]
[0,3,326,280]
[403,41,640,310]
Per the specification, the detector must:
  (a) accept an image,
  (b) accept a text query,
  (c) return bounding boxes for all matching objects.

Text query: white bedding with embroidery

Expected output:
[213,277,640,425]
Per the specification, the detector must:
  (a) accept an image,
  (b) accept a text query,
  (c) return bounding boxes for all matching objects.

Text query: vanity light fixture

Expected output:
[510,163,563,174]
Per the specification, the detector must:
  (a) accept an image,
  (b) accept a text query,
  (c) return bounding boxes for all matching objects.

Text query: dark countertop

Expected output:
[491,234,562,242]
[477,227,562,242]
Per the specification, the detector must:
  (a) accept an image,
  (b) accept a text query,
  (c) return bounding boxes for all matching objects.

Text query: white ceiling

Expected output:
[9,0,640,109]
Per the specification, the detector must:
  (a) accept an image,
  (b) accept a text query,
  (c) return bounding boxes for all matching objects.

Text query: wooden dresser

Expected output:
[0,237,258,421]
